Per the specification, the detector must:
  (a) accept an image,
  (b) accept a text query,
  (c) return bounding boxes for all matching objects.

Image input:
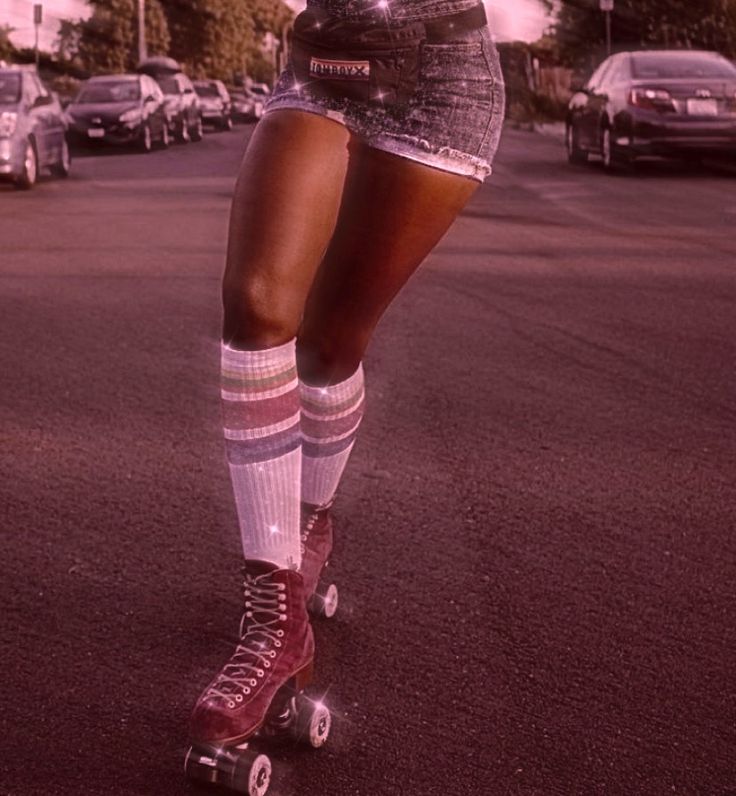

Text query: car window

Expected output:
[631,52,736,79]
[593,59,616,90]
[587,59,612,90]
[158,76,179,94]
[0,73,22,104]
[76,81,141,103]
[604,57,627,85]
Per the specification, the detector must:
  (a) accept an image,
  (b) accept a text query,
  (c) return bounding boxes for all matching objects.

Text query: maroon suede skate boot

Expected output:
[300,500,338,619]
[189,560,315,746]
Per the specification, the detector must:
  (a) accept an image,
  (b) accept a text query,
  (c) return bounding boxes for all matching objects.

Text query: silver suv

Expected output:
[0,66,70,190]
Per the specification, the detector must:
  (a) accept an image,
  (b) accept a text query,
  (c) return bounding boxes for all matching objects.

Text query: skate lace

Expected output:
[300,511,318,556]
[205,572,287,707]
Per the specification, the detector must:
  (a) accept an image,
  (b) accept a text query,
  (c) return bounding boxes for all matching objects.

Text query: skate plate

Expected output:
[185,682,331,795]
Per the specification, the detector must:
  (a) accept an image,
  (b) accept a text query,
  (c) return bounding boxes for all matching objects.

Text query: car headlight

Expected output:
[119,108,142,124]
[0,111,18,138]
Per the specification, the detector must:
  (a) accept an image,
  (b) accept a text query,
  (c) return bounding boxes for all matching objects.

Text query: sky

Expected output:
[4,0,551,52]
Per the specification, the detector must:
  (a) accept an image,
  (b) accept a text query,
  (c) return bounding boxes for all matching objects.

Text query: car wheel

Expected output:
[177,117,190,143]
[190,116,204,142]
[50,137,72,178]
[159,122,170,148]
[139,123,153,153]
[566,123,588,165]
[14,139,38,190]
[601,126,632,173]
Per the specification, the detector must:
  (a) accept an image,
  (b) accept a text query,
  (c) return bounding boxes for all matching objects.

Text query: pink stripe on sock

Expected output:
[301,398,365,440]
[222,387,299,431]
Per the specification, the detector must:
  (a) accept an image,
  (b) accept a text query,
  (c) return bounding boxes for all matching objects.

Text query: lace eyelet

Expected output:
[279,614,287,621]
[264,660,271,668]
[269,650,277,658]
[228,701,235,709]
[276,630,284,637]
[275,640,282,648]
[278,584,286,591]
[250,678,257,686]
[235,694,243,703]
[244,687,251,694]
[257,669,264,676]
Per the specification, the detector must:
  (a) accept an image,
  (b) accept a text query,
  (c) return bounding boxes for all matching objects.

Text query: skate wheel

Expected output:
[246,753,272,796]
[184,744,271,795]
[309,582,339,619]
[294,697,331,748]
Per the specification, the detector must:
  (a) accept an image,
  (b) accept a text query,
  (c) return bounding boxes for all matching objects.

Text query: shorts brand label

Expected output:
[310,58,370,80]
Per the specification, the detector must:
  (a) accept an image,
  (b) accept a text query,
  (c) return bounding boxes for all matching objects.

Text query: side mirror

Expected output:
[33,94,54,108]
[145,94,156,103]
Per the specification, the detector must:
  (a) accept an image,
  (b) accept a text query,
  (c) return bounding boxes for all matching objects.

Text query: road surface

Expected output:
[1,125,735,795]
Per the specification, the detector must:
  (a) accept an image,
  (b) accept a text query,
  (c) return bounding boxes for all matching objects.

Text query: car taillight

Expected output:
[0,111,18,137]
[629,88,675,112]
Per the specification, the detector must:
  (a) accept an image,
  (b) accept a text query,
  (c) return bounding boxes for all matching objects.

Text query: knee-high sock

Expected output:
[221,339,302,569]
[299,364,365,507]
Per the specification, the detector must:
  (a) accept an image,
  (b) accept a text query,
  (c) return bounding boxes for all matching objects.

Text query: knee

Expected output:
[222,273,301,348]
[296,326,371,385]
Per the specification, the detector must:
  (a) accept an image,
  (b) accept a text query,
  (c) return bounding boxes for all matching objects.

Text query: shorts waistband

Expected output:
[424,3,487,42]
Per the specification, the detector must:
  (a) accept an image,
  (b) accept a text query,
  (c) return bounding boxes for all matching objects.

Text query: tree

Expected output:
[0,24,16,62]
[76,0,170,74]
[160,0,292,81]
[553,0,736,68]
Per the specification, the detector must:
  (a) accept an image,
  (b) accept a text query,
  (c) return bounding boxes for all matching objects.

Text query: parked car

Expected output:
[230,88,258,122]
[66,74,169,152]
[0,66,71,189]
[231,83,271,121]
[137,56,203,143]
[193,80,233,130]
[156,72,204,142]
[566,49,736,171]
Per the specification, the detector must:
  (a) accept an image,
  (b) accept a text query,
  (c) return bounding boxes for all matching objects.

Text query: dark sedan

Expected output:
[193,80,233,130]
[566,50,736,171]
[66,74,169,152]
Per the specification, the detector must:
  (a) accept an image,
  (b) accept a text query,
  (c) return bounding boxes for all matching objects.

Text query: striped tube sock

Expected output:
[221,339,302,569]
[299,363,366,507]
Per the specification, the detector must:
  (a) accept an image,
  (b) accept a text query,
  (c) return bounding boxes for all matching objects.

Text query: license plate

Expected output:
[87,128,105,138]
[687,98,718,116]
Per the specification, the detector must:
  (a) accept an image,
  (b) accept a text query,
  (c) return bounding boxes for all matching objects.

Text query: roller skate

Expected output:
[185,560,332,795]
[300,500,339,619]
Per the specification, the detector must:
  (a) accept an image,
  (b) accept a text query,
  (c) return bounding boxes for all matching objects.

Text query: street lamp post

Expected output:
[600,0,614,56]
[33,4,42,69]
[137,0,147,63]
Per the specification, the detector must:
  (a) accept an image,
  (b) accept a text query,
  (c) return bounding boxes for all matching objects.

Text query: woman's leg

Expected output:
[220,110,350,570]
[191,111,352,746]
[296,142,479,509]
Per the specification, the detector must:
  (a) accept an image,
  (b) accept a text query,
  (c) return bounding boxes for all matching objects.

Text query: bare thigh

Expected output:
[296,141,479,384]
[222,110,351,348]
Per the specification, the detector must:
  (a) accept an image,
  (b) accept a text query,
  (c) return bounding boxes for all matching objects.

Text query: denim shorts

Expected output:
[264,1,506,182]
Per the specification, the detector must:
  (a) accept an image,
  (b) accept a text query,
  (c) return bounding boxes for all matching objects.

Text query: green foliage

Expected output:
[159,0,292,81]
[554,0,736,68]
[0,24,16,62]
[76,0,170,74]
[498,41,567,123]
